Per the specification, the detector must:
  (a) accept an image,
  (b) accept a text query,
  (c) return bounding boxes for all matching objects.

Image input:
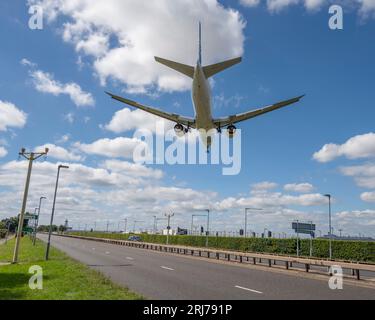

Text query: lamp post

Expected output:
[245,208,262,238]
[324,194,332,259]
[33,196,46,245]
[124,218,127,234]
[133,220,144,233]
[165,213,174,245]
[191,214,206,235]
[45,165,69,261]
[205,209,210,247]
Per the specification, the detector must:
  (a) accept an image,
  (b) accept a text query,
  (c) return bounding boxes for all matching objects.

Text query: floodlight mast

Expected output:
[12,148,49,264]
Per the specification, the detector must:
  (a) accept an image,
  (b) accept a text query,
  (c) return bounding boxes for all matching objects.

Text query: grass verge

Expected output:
[0,237,143,300]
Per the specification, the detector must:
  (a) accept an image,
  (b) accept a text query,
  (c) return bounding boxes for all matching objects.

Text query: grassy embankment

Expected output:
[0,237,143,300]
[71,232,375,263]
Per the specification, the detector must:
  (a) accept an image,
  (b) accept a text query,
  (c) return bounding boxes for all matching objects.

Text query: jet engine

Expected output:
[174,124,186,137]
[227,125,237,138]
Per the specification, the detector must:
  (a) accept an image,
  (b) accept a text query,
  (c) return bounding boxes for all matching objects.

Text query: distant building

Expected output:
[319,235,374,242]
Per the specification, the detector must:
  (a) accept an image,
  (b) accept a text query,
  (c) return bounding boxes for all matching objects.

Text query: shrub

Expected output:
[70,232,375,263]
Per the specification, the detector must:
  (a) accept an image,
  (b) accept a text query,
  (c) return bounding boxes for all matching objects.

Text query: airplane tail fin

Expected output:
[203,57,242,78]
[154,56,195,79]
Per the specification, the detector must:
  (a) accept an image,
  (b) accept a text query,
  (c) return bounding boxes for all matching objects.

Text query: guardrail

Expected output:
[57,233,375,281]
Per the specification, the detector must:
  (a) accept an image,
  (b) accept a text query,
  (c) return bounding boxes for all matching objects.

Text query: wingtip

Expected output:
[105,91,115,98]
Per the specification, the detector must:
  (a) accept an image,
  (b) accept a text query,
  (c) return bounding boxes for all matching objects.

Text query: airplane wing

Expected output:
[213,95,304,127]
[106,92,196,128]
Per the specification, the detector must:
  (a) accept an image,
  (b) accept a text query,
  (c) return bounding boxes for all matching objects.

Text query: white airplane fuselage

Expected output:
[192,63,214,133]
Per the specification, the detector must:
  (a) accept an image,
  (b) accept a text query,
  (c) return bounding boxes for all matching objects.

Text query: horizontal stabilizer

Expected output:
[203,57,242,78]
[155,57,195,79]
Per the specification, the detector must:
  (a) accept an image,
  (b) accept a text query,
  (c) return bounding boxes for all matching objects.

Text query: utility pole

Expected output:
[165,213,174,245]
[153,215,157,234]
[339,229,343,238]
[124,218,127,234]
[309,220,313,257]
[295,221,299,257]
[13,148,49,264]
[46,165,69,261]
[205,209,210,247]
[324,194,332,259]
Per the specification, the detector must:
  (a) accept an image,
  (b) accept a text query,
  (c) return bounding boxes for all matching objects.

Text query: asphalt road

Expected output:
[38,234,375,300]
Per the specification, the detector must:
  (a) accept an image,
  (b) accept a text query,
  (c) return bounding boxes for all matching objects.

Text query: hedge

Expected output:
[70,232,375,263]
[0,229,7,239]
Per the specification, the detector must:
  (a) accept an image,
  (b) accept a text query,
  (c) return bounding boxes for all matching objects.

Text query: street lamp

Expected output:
[245,208,262,237]
[45,165,69,260]
[324,194,332,259]
[33,196,46,245]
[133,220,144,233]
[165,213,174,245]
[191,214,206,235]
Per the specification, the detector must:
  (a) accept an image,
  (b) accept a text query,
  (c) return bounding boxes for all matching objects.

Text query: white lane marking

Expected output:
[126,257,134,260]
[160,266,175,271]
[235,285,263,295]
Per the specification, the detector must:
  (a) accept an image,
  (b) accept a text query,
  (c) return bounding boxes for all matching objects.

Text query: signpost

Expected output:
[292,221,316,257]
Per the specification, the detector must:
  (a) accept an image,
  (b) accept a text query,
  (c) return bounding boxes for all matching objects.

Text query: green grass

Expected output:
[0,237,143,300]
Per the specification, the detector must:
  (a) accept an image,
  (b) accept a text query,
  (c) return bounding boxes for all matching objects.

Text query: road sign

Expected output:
[25,214,38,220]
[292,222,315,235]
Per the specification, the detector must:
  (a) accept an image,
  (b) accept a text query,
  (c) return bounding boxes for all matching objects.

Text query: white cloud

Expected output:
[304,0,326,11]
[75,137,146,159]
[313,133,375,163]
[240,0,375,17]
[267,0,299,12]
[102,160,163,179]
[104,108,174,134]
[359,0,375,19]
[0,147,7,158]
[251,181,278,191]
[63,113,74,124]
[0,100,27,131]
[284,183,314,193]
[361,191,375,203]
[29,69,95,107]
[36,144,84,162]
[340,163,375,189]
[20,58,37,68]
[28,0,246,94]
[240,0,261,7]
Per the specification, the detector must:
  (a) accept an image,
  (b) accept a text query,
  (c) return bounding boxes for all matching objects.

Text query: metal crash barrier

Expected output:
[56,234,375,282]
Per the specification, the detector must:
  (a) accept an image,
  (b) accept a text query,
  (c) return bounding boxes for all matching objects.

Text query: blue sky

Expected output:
[0,0,374,237]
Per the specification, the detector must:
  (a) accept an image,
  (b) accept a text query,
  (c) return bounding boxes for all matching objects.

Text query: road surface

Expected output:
[38,234,375,300]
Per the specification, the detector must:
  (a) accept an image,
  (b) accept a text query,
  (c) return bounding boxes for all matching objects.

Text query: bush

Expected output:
[0,229,7,239]
[70,232,375,263]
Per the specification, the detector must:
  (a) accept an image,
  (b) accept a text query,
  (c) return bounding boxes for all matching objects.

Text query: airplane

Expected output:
[106,23,304,150]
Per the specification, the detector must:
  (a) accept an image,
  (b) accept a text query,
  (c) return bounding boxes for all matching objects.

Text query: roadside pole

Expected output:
[165,213,174,245]
[33,196,46,246]
[310,220,313,257]
[45,165,69,261]
[12,148,48,264]
[296,220,300,257]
